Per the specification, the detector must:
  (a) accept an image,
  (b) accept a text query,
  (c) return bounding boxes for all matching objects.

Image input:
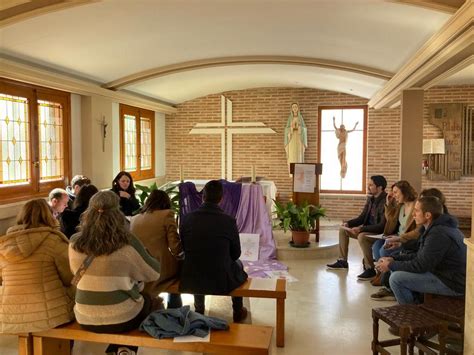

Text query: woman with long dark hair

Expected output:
[370,180,419,300]
[111,171,140,216]
[131,189,184,308]
[60,184,99,238]
[0,199,74,333]
[69,191,160,355]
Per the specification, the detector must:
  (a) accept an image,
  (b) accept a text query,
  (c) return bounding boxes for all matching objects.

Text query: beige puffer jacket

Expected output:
[0,225,75,333]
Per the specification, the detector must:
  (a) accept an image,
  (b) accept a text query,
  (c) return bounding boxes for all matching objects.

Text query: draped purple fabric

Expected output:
[219,180,242,218]
[179,180,241,221]
[179,180,277,261]
[179,182,203,222]
[236,184,276,260]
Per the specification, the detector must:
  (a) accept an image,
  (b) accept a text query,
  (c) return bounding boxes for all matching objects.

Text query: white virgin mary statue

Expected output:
[284,103,308,167]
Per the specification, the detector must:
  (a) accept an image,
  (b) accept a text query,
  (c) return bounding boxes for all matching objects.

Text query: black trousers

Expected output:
[193,260,245,313]
[193,294,243,313]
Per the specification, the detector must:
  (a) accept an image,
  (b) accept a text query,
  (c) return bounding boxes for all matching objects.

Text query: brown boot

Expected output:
[370,271,382,286]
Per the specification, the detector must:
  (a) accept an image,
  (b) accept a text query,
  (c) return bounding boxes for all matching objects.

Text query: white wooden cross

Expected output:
[189,95,275,180]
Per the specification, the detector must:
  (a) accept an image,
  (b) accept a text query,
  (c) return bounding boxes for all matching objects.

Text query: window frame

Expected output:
[119,104,155,181]
[0,78,71,204]
[318,105,368,195]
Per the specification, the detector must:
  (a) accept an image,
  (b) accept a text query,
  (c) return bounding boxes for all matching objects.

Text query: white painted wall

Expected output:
[112,102,120,176]
[81,95,114,189]
[155,111,166,177]
[70,93,82,176]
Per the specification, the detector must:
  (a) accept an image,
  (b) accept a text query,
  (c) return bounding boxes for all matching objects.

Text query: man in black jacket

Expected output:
[179,180,249,322]
[327,175,387,280]
[377,196,466,304]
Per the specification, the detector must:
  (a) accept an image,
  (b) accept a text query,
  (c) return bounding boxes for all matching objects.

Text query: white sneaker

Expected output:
[116,347,136,355]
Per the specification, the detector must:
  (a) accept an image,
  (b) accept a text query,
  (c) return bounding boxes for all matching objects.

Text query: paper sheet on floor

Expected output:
[173,332,211,343]
[264,270,298,282]
[250,277,277,290]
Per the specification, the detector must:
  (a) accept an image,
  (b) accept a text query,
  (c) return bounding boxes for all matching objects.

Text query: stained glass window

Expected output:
[38,100,64,182]
[140,117,152,170]
[120,104,154,180]
[0,79,70,203]
[124,114,137,171]
[0,94,30,186]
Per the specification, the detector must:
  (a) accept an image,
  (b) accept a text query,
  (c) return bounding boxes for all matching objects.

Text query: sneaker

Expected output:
[117,347,136,355]
[326,259,348,270]
[233,307,248,323]
[357,268,376,281]
[370,287,396,301]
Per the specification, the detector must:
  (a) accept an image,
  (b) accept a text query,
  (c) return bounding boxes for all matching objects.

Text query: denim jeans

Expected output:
[389,271,463,304]
[372,239,402,260]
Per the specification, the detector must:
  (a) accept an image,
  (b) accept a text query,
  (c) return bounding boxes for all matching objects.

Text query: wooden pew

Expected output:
[165,277,287,347]
[17,334,33,355]
[31,321,272,355]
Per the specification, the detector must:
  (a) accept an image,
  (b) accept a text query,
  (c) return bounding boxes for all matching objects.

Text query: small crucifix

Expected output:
[98,115,108,152]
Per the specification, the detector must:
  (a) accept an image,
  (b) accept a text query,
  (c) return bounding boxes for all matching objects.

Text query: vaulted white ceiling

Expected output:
[0,0,472,107]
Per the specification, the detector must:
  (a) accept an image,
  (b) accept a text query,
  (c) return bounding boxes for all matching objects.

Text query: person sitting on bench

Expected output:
[179,180,249,322]
[376,195,467,304]
[69,191,161,355]
[131,189,184,309]
[0,199,74,333]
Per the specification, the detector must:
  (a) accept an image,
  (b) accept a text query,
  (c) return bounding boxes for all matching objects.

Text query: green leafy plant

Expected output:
[273,200,326,232]
[135,182,180,215]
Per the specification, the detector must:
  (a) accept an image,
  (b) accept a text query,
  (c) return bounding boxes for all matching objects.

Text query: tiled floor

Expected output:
[0,233,400,355]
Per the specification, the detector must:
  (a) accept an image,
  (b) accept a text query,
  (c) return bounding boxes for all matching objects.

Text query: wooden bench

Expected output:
[16,333,33,355]
[165,277,287,347]
[29,321,272,355]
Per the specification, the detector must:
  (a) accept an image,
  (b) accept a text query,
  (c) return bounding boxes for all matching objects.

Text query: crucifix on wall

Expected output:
[97,115,108,152]
[189,95,275,180]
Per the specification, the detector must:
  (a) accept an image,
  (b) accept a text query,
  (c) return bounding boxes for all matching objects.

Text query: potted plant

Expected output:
[273,200,326,247]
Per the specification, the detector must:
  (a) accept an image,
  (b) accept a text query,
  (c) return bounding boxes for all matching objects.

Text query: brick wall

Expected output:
[422,85,474,219]
[166,85,474,220]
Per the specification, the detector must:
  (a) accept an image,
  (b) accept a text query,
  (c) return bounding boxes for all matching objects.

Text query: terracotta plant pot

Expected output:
[291,230,310,246]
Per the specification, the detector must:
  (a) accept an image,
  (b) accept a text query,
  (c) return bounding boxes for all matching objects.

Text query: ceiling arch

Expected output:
[104,56,394,91]
[0,0,471,108]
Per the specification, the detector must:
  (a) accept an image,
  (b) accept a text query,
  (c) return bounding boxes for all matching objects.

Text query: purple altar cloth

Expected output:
[178,180,278,264]
[179,180,241,223]
[235,184,276,260]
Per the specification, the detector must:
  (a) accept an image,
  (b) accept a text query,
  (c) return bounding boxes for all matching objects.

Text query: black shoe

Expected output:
[326,259,348,270]
[233,307,248,323]
[357,268,376,280]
